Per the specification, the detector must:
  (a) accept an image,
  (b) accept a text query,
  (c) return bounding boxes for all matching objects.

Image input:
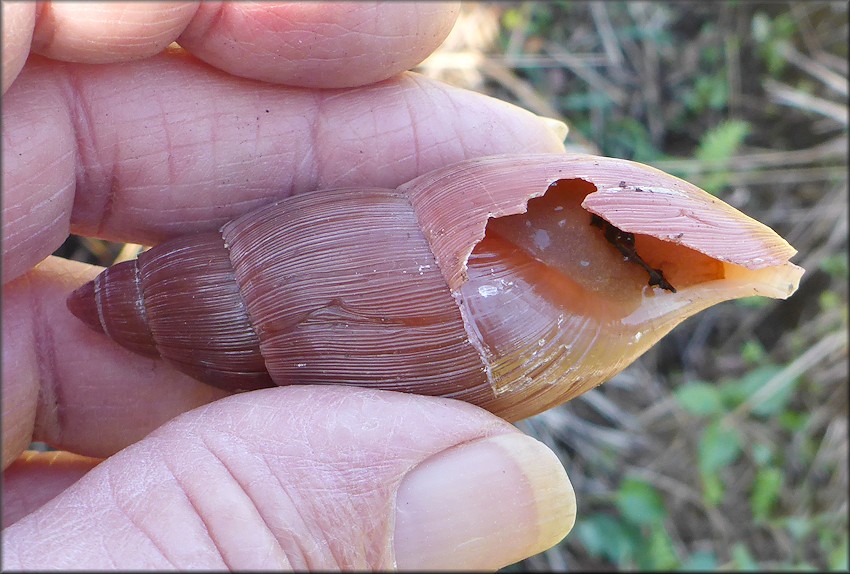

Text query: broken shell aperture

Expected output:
[67,153,803,422]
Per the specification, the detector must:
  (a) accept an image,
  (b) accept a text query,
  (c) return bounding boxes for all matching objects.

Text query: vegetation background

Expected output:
[55,1,847,570]
[416,2,847,570]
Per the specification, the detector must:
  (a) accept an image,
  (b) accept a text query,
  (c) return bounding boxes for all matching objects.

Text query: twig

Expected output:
[789,2,826,59]
[504,2,533,59]
[576,388,644,432]
[725,329,848,421]
[418,51,609,71]
[725,8,743,116]
[651,136,847,173]
[703,165,845,186]
[815,50,849,76]
[590,2,626,73]
[779,42,848,97]
[544,41,627,105]
[763,78,848,125]
[477,57,562,119]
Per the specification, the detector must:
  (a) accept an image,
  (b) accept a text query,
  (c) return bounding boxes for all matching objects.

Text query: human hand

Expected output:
[2,2,575,569]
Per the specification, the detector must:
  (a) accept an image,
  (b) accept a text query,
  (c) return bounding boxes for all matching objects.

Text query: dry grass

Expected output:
[417,2,847,570]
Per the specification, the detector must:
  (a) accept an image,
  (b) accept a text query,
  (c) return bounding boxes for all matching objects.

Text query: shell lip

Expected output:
[581,184,799,271]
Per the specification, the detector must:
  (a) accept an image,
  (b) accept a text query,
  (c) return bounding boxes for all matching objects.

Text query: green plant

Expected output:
[693,120,751,195]
[752,12,798,75]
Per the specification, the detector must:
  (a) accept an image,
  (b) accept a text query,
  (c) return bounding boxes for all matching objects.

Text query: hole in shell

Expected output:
[457,178,728,364]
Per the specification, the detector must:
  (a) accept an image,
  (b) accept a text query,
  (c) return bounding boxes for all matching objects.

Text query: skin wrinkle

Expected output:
[34,3,195,60]
[1,4,33,93]
[2,275,38,467]
[402,87,423,177]
[8,150,72,197]
[156,449,230,569]
[60,63,115,236]
[28,275,63,449]
[153,85,180,190]
[101,78,236,236]
[178,3,455,87]
[440,83,476,155]
[3,84,74,279]
[6,209,68,269]
[31,2,57,55]
[256,452,317,570]
[193,2,229,49]
[271,401,373,569]
[194,433,287,570]
[105,468,178,568]
[107,9,187,32]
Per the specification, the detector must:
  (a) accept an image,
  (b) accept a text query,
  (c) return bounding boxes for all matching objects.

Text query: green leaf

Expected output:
[702,470,725,507]
[605,117,662,162]
[698,419,742,507]
[697,120,750,161]
[740,339,767,366]
[560,91,615,112]
[778,410,809,432]
[828,535,848,570]
[698,420,742,474]
[674,381,724,415]
[751,443,774,466]
[719,364,798,415]
[681,550,718,570]
[819,253,849,279]
[638,524,679,570]
[731,542,759,570]
[501,8,524,30]
[819,290,842,312]
[750,466,783,522]
[683,73,730,115]
[695,120,750,195]
[742,365,799,418]
[786,516,812,540]
[574,513,638,565]
[616,478,668,525]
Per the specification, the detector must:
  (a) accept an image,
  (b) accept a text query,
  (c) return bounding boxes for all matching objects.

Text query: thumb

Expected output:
[2,386,575,570]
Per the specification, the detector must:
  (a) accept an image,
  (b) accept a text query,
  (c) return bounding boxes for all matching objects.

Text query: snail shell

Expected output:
[67,154,803,421]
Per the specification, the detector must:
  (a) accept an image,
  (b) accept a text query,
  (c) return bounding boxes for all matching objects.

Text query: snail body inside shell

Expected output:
[67,154,803,422]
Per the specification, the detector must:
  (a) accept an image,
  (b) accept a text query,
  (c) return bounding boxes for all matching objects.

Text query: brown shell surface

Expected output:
[136,232,273,391]
[220,188,492,400]
[70,260,158,358]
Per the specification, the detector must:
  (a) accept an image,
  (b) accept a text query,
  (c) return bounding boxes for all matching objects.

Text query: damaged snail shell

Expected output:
[67,154,803,422]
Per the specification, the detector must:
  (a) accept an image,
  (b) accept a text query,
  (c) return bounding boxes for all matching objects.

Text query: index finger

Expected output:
[5,2,459,92]
[177,1,461,88]
[2,54,567,283]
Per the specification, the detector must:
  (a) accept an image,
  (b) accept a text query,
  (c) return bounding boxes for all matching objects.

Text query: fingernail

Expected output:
[539,116,569,142]
[393,433,576,571]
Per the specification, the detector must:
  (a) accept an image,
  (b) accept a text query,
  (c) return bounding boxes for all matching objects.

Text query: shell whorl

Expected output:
[219,187,491,400]
[71,231,274,391]
[70,188,493,400]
